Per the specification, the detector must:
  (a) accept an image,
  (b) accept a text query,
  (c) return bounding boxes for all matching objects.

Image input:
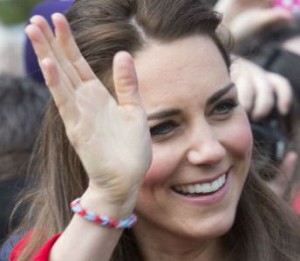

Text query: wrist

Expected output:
[80,186,138,219]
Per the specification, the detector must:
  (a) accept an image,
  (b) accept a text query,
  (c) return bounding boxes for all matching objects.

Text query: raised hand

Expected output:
[215,0,293,43]
[25,13,152,207]
[231,57,292,120]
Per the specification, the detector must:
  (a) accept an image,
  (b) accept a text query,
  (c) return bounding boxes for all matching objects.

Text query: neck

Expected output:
[133,225,227,261]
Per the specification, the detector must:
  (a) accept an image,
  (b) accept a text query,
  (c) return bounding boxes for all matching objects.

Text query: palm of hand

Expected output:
[68,84,152,191]
[25,14,152,202]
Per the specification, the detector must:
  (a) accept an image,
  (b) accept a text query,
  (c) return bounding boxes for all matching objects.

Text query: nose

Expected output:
[186,123,226,166]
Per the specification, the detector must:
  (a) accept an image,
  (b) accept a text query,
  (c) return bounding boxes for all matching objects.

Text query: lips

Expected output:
[171,173,227,197]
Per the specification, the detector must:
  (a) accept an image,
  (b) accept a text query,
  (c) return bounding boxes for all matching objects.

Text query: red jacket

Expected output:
[10,233,60,261]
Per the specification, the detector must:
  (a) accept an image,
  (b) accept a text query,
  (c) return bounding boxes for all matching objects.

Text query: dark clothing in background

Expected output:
[0,176,26,245]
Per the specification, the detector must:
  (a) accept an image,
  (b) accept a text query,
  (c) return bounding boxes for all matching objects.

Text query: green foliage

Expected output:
[0,0,41,25]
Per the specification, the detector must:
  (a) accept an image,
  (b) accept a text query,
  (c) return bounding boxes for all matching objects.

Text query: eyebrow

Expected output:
[148,108,181,121]
[147,82,235,121]
[207,82,235,105]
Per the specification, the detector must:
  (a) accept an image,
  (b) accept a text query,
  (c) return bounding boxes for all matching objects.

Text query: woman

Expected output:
[5,0,300,260]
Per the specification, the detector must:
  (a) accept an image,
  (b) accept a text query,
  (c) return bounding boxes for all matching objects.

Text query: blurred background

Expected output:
[0,0,41,76]
[0,0,73,245]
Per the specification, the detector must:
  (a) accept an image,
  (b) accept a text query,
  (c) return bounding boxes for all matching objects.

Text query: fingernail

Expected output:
[51,13,63,20]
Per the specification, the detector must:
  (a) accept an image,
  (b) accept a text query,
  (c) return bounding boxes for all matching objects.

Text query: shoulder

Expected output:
[0,232,25,261]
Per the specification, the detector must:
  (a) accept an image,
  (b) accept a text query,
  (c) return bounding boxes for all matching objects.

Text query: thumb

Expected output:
[230,8,292,42]
[255,8,293,28]
[113,51,141,107]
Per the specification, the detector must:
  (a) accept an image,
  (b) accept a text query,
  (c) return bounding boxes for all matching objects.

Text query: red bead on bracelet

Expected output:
[70,197,137,229]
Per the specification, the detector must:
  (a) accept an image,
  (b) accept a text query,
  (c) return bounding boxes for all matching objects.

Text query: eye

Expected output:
[150,121,179,137]
[213,99,238,115]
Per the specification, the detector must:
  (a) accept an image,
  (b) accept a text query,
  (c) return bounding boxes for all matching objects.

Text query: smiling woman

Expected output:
[2,0,300,261]
[132,36,252,247]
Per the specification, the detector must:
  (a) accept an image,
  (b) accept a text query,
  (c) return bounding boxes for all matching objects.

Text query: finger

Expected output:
[40,57,78,123]
[258,8,293,27]
[235,74,255,112]
[25,23,77,92]
[230,8,292,42]
[28,16,114,107]
[51,13,97,82]
[113,51,141,107]
[25,24,50,60]
[267,72,292,115]
[29,15,82,89]
[30,15,55,45]
[231,59,255,111]
[251,70,274,120]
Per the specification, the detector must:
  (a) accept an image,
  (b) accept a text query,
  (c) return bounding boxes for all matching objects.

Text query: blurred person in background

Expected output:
[0,74,49,245]
[213,0,295,120]
[215,0,300,210]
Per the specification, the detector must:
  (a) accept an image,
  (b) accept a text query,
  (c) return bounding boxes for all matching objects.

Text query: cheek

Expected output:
[225,115,253,158]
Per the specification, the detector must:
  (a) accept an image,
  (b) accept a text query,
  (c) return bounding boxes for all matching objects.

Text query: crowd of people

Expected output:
[0,0,300,260]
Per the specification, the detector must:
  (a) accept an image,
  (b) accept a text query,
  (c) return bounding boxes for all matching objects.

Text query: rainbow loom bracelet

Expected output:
[70,197,137,229]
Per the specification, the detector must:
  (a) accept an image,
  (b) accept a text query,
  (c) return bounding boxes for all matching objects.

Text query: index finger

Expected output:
[267,72,292,115]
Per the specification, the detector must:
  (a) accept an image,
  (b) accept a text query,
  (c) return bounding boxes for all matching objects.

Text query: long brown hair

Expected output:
[17,0,300,260]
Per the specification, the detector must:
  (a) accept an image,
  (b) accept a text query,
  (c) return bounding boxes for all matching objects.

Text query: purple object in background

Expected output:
[273,0,300,12]
[25,0,74,83]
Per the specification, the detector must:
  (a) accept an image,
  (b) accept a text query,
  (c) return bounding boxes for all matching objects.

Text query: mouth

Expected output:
[171,172,228,197]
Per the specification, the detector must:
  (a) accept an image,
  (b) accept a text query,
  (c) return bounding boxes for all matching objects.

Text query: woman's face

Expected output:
[133,35,253,242]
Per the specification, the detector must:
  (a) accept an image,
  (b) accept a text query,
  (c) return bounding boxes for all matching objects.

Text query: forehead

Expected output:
[133,35,230,112]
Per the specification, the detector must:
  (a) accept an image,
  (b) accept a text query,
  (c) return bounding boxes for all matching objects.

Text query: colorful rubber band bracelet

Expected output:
[70,197,137,229]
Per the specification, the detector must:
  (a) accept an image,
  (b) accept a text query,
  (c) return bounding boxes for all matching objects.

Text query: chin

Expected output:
[178,209,237,240]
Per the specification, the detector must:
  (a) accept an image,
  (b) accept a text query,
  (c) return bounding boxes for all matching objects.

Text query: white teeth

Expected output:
[202,184,212,193]
[187,185,195,193]
[211,179,219,191]
[195,184,202,192]
[174,174,226,195]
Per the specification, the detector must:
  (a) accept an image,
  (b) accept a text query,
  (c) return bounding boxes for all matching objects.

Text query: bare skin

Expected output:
[26,13,151,261]
[26,13,252,261]
[216,0,294,119]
